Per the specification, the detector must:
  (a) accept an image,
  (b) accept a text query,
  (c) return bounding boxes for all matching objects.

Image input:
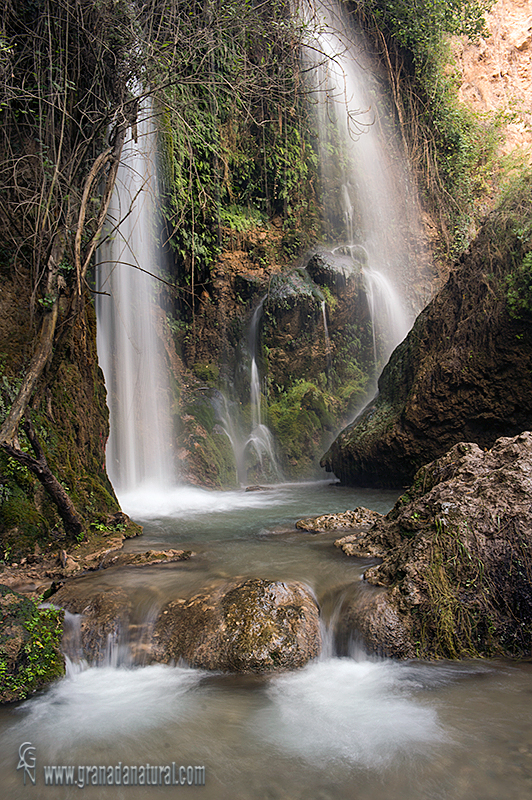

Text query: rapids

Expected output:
[1,483,532,800]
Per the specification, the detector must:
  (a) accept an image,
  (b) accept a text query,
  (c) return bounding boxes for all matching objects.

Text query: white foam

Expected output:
[254,657,448,767]
[117,482,288,519]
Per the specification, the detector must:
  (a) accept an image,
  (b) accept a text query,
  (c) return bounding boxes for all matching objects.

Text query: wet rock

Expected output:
[338,432,532,659]
[51,584,132,664]
[0,585,64,702]
[305,247,361,290]
[321,190,532,487]
[96,548,192,570]
[152,578,321,672]
[296,506,382,532]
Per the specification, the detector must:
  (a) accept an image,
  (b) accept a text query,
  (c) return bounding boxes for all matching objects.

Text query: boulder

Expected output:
[152,578,321,672]
[337,432,532,659]
[50,584,132,664]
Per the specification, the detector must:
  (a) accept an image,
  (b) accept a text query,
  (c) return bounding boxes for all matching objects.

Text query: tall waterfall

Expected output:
[95,106,175,493]
[301,0,414,366]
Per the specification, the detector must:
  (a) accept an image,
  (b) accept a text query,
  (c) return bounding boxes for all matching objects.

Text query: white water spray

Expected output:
[321,299,332,376]
[96,104,175,492]
[301,0,414,365]
[362,267,410,367]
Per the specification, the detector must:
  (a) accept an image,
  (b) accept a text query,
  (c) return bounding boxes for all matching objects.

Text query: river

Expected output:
[1,481,531,799]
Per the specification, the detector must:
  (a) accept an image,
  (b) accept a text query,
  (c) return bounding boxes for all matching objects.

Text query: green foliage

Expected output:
[506,252,532,319]
[354,0,502,257]
[0,593,64,702]
[219,204,265,233]
[365,0,492,57]
[268,380,336,471]
[158,1,319,314]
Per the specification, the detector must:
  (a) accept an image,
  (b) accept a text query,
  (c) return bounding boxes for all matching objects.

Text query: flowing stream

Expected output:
[1,483,532,799]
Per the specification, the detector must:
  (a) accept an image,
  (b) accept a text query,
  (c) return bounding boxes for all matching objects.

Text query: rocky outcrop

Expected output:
[335,431,532,659]
[52,585,133,665]
[152,578,321,672]
[0,586,64,702]
[321,184,532,487]
[296,506,382,532]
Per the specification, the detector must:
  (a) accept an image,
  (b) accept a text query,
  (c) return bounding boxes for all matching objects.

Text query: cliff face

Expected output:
[0,263,122,560]
[321,179,532,487]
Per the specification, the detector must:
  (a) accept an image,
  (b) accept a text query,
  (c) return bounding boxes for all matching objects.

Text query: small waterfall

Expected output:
[244,299,282,482]
[96,104,175,493]
[220,299,282,485]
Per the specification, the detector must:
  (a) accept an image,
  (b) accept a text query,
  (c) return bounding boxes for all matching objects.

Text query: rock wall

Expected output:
[321,180,532,487]
[334,431,532,660]
[0,271,125,560]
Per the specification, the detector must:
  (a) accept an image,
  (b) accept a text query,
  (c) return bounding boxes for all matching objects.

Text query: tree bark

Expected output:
[2,416,83,539]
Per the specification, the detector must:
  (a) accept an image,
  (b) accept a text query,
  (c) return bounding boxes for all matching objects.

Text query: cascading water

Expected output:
[95,104,175,493]
[361,268,410,367]
[245,299,281,480]
[300,0,415,367]
[220,299,282,485]
[321,299,332,378]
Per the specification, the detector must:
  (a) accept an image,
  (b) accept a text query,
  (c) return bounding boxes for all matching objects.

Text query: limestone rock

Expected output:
[322,189,532,487]
[51,584,132,664]
[338,432,532,659]
[96,548,193,570]
[296,506,382,532]
[152,578,321,672]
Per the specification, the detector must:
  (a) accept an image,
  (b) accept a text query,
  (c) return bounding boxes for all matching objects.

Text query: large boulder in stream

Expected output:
[321,184,532,487]
[334,431,532,660]
[152,578,321,672]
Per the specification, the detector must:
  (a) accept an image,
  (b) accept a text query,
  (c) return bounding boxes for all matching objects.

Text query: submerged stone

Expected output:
[152,578,321,672]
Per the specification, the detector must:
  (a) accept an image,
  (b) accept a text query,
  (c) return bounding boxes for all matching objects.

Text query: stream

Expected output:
[1,481,532,799]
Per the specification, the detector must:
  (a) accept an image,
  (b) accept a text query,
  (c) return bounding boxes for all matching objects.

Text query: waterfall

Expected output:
[219,299,282,485]
[245,299,281,481]
[300,0,414,361]
[95,104,175,493]
[362,268,410,368]
[321,300,332,377]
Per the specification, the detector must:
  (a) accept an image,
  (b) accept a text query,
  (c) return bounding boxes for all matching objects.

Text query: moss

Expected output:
[413,519,495,659]
[191,363,220,387]
[0,586,65,703]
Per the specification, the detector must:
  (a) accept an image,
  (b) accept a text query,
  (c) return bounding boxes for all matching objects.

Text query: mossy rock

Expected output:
[152,578,321,672]
[0,585,64,703]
